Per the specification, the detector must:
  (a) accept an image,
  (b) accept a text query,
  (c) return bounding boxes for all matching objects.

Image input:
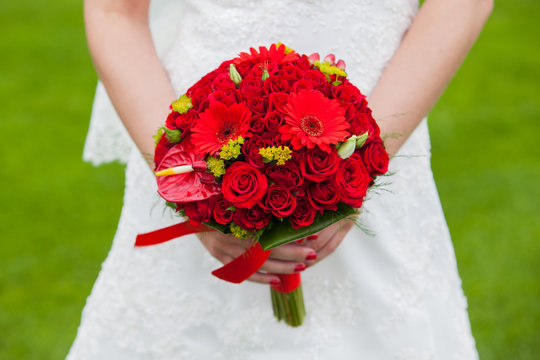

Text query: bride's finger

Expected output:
[248,271,281,285]
[219,243,250,259]
[259,258,306,274]
[316,230,347,262]
[269,243,316,262]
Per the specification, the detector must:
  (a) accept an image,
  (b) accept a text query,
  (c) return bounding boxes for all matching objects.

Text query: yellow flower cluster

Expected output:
[171,95,193,114]
[230,223,251,239]
[207,157,225,177]
[259,146,292,165]
[314,61,348,78]
[220,136,245,160]
[153,127,164,146]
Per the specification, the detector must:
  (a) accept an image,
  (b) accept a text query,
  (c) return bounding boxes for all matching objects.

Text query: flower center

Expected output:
[300,114,324,136]
[216,122,238,143]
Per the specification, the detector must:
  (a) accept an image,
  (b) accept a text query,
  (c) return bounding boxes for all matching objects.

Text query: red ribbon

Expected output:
[211,242,271,283]
[135,221,272,285]
[272,273,302,293]
[135,221,208,246]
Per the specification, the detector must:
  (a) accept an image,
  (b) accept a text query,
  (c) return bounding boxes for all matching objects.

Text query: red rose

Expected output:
[348,109,370,136]
[245,96,268,114]
[265,162,303,190]
[336,154,370,207]
[207,89,238,106]
[264,110,285,136]
[248,62,279,78]
[222,162,268,208]
[268,92,290,111]
[184,197,215,225]
[292,56,311,71]
[174,109,198,134]
[213,196,234,225]
[307,180,341,212]
[290,196,317,229]
[241,135,272,169]
[236,61,256,77]
[260,184,297,218]
[263,75,290,94]
[303,69,326,87]
[249,115,266,136]
[166,111,180,129]
[239,76,264,97]
[360,139,389,177]
[301,147,340,182]
[332,82,364,106]
[211,73,236,92]
[233,205,271,231]
[190,86,211,112]
[304,69,330,96]
[291,79,314,93]
[278,64,304,82]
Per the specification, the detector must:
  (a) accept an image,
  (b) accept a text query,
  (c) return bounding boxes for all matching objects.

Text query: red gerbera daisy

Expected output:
[191,102,252,155]
[233,43,299,65]
[279,90,349,152]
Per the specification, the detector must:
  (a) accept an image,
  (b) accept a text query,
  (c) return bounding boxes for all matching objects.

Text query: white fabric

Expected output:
[70,0,479,359]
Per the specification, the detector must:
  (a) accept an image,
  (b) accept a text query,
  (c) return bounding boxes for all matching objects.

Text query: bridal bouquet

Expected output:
[137,44,389,327]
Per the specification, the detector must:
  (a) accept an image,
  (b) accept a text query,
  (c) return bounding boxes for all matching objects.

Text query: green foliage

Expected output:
[0,0,538,359]
[259,204,357,250]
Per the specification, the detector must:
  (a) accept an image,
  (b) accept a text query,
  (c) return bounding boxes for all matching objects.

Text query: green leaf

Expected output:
[203,221,230,234]
[163,126,182,144]
[258,203,357,250]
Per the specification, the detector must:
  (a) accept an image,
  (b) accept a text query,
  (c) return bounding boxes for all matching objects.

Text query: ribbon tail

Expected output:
[135,221,210,247]
[212,242,271,284]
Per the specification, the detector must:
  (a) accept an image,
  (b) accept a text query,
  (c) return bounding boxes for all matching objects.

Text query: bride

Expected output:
[69,0,492,358]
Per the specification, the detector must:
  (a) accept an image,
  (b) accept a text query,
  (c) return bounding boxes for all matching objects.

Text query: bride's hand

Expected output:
[300,218,356,266]
[196,232,317,285]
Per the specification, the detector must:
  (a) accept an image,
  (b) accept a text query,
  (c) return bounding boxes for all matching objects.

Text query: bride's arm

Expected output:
[310,0,493,261]
[84,0,175,162]
[370,0,494,156]
[84,0,315,285]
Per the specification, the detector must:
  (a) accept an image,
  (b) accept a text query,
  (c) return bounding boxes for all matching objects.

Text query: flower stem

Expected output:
[270,285,305,327]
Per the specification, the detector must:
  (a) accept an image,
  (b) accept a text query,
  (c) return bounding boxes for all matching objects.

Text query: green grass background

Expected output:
[1,1,538,358]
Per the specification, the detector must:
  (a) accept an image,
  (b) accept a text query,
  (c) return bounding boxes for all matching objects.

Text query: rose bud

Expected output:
[337,135,357,159]
[355,131,369,149]
[336,59,346,71]
[307,53,320,65]
[229,64,242,87]
[323,54,335,65]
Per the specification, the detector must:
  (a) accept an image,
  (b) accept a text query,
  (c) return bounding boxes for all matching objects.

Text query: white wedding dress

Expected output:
[68,0,479,359]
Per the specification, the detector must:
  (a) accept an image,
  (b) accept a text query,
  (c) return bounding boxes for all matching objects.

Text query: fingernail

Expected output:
[307,235,318,241]
[295,238,305,244]
[294,264,306,272]
[305,252,317,261]
[270,279,281,286]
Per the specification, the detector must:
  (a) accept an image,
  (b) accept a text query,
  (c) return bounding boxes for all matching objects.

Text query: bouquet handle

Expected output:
[270,273,305,327]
